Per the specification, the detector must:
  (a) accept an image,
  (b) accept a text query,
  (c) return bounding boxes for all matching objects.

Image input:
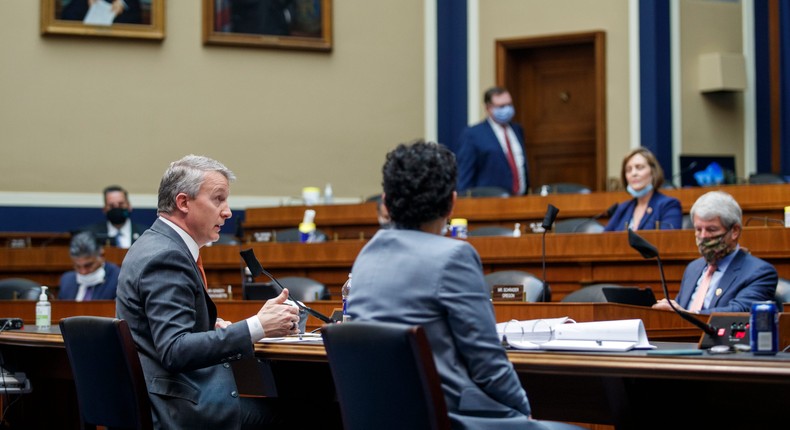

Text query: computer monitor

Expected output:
[678,154,737,187]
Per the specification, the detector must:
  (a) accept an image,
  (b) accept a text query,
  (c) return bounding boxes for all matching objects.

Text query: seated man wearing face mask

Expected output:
[78,185,148,248]
[58,231,120,301]
[653,191,778,314]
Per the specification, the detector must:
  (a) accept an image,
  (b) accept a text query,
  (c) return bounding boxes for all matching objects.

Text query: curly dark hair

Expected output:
[382,140,456,230]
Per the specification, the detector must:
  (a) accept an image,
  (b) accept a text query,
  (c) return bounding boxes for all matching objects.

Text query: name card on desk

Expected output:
[492,284,523,301]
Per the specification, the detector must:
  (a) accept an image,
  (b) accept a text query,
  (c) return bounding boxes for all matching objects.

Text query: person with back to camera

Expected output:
[653,190,778,314]
[456,86,530,196]
[79,185,148,248]
[348,140,584,430]
[604,147,682,231]
[116,154,309,429]
[58,231,119,301]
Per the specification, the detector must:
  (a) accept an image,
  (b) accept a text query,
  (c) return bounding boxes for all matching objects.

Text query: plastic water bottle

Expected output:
[341,274,352,322]
[36,286,51,330]
[324,183,333,204]
[299,209,317,243]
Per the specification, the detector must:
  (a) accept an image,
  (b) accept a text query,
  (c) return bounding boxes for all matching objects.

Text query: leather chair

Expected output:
[468,226,515,237]
[484,270,550,302]
[540,183,591,194]
[273,227,328,243]
[321,321,451,430]
[560,283,625,303]
[553,218,605,233]
[775,278,790,312]
[0,278,44,300]
[460,186,511,198]
[243,276,329,301]
[748,173,787,184]
[60,316,153,430]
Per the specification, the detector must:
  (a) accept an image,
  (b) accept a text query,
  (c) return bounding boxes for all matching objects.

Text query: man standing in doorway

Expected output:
[456,86,529,196]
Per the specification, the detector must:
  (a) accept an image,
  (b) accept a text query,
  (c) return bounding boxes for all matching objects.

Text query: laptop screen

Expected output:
[602,287,657,307]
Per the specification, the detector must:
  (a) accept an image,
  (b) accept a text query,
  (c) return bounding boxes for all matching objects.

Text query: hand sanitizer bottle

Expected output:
[36,286,51,330]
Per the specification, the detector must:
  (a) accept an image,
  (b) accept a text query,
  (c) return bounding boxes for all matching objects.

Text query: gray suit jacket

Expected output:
[676,249,777,314]
[349,229,534,429]
[116,218,254,429]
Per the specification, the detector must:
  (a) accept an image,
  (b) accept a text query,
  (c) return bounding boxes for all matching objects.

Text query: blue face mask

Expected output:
[627,183,653,198]
[491,105,515,123]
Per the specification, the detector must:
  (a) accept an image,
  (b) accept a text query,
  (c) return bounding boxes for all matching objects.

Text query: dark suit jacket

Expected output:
[79,220,148,247]
[676,249,778,314]
[116,219,254,429]
[603,191,682,231]
[57,262,120,300]
[456,120,529,195]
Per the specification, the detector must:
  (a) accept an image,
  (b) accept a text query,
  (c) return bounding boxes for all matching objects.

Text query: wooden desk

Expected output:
[3,228,790,301]
[243,183,790,240]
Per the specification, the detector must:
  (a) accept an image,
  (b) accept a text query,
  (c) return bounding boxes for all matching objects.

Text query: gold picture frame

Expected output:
[202,0,332,52]
[40,0,165,41]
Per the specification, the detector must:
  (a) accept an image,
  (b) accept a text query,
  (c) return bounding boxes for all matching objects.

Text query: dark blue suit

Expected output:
[456,120,529,195]
[58,262,120,300]
[675,250,777,314]
[603,191,682,231]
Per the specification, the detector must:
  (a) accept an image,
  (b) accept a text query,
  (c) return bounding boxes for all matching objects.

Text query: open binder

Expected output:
[497,318,655,352]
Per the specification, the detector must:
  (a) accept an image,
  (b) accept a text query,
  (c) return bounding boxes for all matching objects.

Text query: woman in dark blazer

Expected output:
[604,147,682,231]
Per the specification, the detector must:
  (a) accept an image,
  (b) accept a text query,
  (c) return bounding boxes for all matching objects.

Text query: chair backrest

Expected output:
[467,226,515,237]
[322,321,451,430]
[60,316,153,430]
[0,278,44,300]
[748,173,787,184]
[460,186,511,198]
[560,283,626,303]
[775,278,790,312]
[484,270,550,302]
[242,276,329,301]
[553,218,604,234]
[273,227,328,243]
[681,214,694,229]
[541,183,591,194]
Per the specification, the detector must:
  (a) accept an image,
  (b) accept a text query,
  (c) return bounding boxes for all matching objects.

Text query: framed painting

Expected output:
[40,0,165,41]
[202,0,332,52]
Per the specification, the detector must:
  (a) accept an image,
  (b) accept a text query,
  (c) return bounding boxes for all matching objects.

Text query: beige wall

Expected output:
[0,1,424,203]
[0,1,750,207]
[680,0,745,178]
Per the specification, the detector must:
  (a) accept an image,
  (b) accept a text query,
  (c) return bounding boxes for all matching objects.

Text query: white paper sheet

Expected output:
[83,1,115,26]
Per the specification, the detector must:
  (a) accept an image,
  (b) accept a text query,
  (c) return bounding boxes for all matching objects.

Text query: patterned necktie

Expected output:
[197,255,208,291]
[501,125,520,195]
[689,264,716,312]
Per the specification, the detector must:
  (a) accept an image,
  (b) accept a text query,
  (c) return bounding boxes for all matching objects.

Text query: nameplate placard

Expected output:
[492,284,523,301]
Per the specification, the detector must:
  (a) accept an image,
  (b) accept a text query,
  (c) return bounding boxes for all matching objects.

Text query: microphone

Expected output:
[626,230,721,343]
[571,203,618,233]
[239,248,335,324]
[539,204,559,302]
[671,160,698,188]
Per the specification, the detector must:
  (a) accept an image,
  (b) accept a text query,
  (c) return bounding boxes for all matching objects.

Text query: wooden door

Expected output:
[496,32,606,192]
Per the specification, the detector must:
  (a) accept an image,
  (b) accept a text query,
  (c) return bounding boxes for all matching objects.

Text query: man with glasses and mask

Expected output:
[79,185,148,248]
[58,231,119,301]
[653,191,778,314]
[456,86,530,196]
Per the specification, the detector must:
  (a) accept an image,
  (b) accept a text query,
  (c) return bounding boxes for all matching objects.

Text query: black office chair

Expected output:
[272,227,328,243]
[60,316,153,430]
[681,214,694,230]
[484,270,550,302]
[242,276,329,301]
[540,183,591,194]
[467,226,515,237]
[322,321,451,430]
[748,173,787,184]
[0,278,44,300]
[560,283,625,302]
[553,218,605,233]
[212,233,241,245]
[775,278,790,312]
[460,186,511,198]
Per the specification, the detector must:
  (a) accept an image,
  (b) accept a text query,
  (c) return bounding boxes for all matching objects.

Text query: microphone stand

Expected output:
[627,230,721,343]
[540,204,559,302]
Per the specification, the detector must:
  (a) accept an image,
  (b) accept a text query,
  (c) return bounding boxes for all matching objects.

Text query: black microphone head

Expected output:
[627,230,658,259]
[542,204,560,230]
[240,249,264,278]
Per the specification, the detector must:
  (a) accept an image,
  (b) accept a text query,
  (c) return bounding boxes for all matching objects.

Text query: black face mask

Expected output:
[106,207,130,225]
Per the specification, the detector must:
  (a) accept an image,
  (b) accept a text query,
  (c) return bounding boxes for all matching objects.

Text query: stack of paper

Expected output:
[499,318,655,352]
